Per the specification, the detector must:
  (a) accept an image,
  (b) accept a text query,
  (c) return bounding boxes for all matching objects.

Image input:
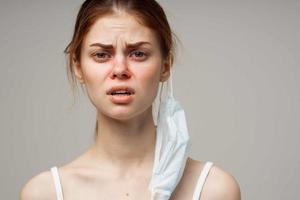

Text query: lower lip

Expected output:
[108,94,134,104]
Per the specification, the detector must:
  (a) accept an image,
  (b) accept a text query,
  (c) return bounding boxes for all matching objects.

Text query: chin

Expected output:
[100,107,137,121]
[102,105,152,122]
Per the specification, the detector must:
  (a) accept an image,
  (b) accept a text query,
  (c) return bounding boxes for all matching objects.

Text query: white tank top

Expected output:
[50,161,213,200]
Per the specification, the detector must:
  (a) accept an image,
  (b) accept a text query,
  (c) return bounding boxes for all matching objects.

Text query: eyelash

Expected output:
[92,50,148,62]
[93,52,111,60]
[129,50,147,59]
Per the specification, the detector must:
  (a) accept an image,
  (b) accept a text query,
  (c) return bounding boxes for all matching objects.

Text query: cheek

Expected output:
[81,59,109,85]
[80,59,111,106]
[137,65,161,100]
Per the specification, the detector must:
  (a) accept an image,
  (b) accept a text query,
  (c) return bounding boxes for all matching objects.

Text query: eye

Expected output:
[129,50,147,61]
[92,51,111,62]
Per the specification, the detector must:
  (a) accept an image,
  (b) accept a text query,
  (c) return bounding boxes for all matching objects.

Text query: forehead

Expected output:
[83,12,158,46]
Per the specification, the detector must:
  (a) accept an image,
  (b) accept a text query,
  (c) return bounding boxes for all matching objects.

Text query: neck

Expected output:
[90,107,156,178]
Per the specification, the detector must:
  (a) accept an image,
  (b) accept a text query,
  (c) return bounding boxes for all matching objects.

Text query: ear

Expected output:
[160,54,173,82]
[73,56,85,84]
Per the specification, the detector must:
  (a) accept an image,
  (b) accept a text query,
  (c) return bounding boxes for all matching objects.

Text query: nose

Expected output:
[110,55,131,80]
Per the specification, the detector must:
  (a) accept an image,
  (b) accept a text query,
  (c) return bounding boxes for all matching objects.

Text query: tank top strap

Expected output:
[50,166,64,200]
[191,161,214,200]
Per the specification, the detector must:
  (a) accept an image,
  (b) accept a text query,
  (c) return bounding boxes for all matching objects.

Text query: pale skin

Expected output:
[20,11,241,200]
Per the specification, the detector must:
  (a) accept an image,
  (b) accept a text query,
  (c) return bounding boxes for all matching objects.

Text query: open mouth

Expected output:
[107,86,135,104]
[107,86,135,96]
[110,90,132,96]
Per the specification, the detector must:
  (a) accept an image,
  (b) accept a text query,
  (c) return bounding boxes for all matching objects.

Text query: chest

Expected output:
[52,160,209,200]
[62,177,152,200]
[60,178,195,200]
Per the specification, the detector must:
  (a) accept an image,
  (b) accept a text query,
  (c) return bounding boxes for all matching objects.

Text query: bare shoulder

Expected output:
[198,160,241,200]
[20,170,56,200]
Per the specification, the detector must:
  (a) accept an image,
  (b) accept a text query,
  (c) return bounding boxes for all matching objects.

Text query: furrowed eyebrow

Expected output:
[126,41,151,49]
[89,43,114,49]
[89,41,151,49]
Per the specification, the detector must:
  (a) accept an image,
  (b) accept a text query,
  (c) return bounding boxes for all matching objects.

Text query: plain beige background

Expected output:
[1,0,299,199]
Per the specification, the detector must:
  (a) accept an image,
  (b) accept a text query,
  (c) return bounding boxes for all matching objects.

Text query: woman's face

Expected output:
[74,12,170,120]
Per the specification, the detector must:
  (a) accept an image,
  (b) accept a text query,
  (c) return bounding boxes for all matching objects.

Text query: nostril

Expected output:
[113,71,131,79]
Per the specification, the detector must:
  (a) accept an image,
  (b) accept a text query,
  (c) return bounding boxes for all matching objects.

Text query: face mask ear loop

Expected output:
[157,69,174,123]
[157,82,164,123]
[159,81,164,103]
[166,69,174,98]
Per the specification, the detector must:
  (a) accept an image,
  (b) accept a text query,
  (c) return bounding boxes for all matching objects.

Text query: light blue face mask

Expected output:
[149,70,192,200]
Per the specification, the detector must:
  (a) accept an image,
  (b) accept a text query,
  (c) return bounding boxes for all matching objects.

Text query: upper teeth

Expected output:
[112,90,130,94]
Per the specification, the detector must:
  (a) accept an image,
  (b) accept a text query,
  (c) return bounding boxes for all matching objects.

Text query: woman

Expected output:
[21,0,241,199]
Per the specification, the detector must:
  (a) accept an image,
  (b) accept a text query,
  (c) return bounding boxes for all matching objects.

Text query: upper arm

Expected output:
[204,165,241,200]
[20,171,55,200]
